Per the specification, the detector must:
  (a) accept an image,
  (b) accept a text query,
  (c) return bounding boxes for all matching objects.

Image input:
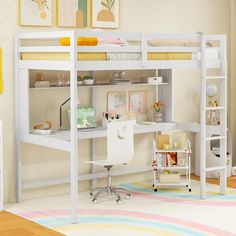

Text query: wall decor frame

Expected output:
[18,0,52,26]
[91,0,119,28]
[107,91,126,115]
[56,0,87,28]
[129,90,147,114]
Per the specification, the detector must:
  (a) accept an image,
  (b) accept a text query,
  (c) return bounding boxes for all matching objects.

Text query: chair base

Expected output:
[90,186,131,203]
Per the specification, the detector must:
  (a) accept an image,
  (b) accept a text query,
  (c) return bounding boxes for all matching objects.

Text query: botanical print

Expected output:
[91,0,119,28]
[107,91,126,115]
[57,0,87,27]
[19,0,52,26]
[97,0,115,22]
[129,91,147,114]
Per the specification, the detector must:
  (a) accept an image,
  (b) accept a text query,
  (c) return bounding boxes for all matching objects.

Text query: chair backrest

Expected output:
[107,120,135,165]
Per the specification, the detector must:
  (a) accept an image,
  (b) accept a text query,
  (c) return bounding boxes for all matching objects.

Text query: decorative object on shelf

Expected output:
[177,156,186,167]
[148,76,163,84]
[35,81,50,88]
[153,101,163,122]
[107,91,127,115]
[102,111,121,127]
[129,90,147,114]
[91,0,119,28]
[77,76,84,85]
[32,120,55,135]
[0,48,2,94]
[18,0,52,26]
[57,0,87,27]
[206,83,219,125]
[57,73,65,87]
[77,107,96,129]
[83,75,95,85]
[157,134,169,150]
[110,71,130,84]
[171,132,188,150]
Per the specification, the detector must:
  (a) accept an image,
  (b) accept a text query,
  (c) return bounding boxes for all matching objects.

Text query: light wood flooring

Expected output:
[192,175,236,189]
[0,211,64,236]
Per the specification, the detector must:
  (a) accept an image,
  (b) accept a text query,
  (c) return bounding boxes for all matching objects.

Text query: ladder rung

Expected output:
[206,166,226,172]
[206,76,226,80]
[205,136,226,141]
[205,106,226,111]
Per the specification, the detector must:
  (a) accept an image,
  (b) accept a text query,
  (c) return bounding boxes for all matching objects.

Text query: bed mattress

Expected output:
[21,49,218,61]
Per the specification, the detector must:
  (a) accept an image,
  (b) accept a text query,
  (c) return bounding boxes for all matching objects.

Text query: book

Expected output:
[31,129,55,135]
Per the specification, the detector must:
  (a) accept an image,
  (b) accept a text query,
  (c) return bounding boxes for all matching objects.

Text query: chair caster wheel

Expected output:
[125,194,131,199]
[186,185,188,187]
[152,184,154,187]
[89,192,93,197]
[116,198,121,203]
[154,188,158,192]
[92,198,97,203]
[189,189,192,192]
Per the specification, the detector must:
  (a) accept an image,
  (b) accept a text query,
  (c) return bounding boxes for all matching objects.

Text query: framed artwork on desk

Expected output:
[129,90,147,114]
[107,91,126,115]
[18,0,52,26]
[91,0,120,28]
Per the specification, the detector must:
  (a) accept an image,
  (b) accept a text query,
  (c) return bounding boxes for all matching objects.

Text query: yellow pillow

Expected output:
[60,37,98,46]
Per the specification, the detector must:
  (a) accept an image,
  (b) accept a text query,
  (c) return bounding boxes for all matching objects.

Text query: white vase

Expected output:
[154,112,162,122]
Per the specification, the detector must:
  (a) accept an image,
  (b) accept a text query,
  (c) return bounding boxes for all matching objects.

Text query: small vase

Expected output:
[154,112,163,122]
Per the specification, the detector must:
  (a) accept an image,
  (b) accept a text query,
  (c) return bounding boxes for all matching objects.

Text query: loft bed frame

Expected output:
[15,30,227,223]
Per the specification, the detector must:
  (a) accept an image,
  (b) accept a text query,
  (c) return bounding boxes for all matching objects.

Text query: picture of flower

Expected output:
[91,0,119,28]
[19,0,52,26]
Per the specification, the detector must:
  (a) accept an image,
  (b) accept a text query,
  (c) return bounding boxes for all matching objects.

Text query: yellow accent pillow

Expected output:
[60,37,98,46]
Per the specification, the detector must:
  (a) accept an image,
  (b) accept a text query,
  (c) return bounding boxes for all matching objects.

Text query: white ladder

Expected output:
[200,34,227,199]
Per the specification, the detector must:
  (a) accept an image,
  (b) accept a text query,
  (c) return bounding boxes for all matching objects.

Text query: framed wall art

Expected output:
[18,0,52,26]
[56,0,87,27]
[91,0,119,28]
[107,91,126,115]
[129,90,147,114]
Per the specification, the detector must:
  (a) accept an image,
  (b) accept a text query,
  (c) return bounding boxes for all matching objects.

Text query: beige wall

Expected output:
[0,0,231,203]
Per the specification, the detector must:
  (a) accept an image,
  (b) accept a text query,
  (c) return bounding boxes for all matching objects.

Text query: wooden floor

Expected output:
[0,211,64,236]
[192,175,236,189]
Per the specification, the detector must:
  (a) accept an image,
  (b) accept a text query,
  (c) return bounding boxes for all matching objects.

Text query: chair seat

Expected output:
[85,160,125,166]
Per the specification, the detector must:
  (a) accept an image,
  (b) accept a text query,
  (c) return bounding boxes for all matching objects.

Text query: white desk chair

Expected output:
[87,120,134,203]
[0,121,3,210]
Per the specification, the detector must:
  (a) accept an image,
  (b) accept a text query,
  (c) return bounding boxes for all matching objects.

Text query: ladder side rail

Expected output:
[219,36,227,194]
[200,34,207,199]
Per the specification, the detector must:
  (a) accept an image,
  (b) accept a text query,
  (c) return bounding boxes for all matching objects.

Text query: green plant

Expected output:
[83,76,93,80]
[101,0,115,12]
[77,76,83,81]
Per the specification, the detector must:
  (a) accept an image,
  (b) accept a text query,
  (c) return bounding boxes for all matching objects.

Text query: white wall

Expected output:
[0,0,231,203]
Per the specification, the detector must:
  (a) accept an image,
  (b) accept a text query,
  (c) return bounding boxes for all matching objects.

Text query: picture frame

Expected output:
[177,156,186,167]
[18,0,52,26]
[56,0,87,27]
[91,0,119,28]
[129,90,147,114]
[107,91,126,115]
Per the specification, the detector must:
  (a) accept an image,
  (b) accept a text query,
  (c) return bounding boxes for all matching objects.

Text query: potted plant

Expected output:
[77,76,83,85]
[153,101,163,122]
[83,75,94,85]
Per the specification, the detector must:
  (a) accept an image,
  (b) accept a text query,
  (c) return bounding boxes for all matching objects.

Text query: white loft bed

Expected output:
[15,30,227,223]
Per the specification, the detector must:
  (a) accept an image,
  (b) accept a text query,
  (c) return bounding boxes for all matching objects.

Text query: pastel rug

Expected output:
[9,180,236,236]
